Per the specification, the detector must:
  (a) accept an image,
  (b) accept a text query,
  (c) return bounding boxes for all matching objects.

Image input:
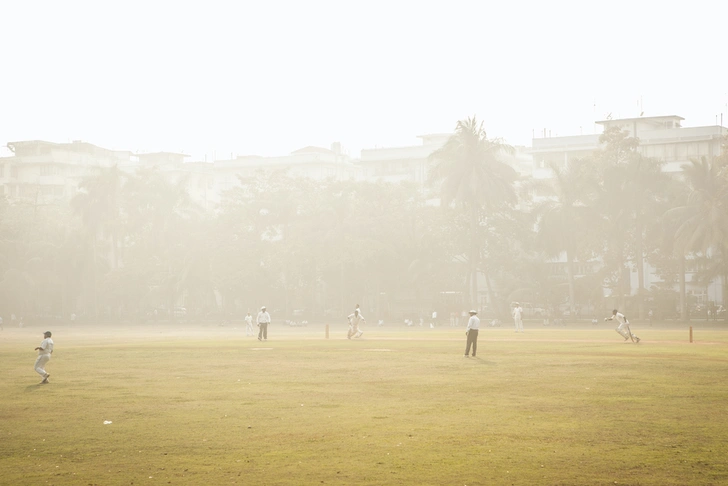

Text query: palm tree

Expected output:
[529,157,600,317]
[664,156,728,319]
[70,166,125,319]
[429,116,517,308]
[622,152,670,318]
[593,127,668,314]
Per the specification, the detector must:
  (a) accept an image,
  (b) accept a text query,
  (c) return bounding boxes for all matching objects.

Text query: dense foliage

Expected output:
[1,122,726,324]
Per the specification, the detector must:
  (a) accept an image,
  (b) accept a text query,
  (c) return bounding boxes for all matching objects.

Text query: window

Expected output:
[664,144,676,161]
[677,144,688,159]
[41,165,60,176]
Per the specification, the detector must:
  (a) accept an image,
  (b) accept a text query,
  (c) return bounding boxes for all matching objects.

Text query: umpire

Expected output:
[464,310,480,357]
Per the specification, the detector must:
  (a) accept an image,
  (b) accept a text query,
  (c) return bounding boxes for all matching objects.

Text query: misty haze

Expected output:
[2,2,728,485]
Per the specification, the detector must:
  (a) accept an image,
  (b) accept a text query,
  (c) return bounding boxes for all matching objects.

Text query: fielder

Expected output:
[605,309,640,343]
[34,331,54,383]
[512,302,524,333]
[347,308,365,339]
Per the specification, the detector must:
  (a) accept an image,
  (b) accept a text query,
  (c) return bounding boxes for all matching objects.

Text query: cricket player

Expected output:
[605,309,640,343]
[34,331,54,383]
[512,302,524,333]
[245,312,254,336]
[347,308,365,339]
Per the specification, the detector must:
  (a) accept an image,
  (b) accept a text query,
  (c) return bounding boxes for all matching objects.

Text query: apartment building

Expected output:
[0,140,135,202]
[211,142,357,206]
[531,115,726,173]
[530,115,727,308]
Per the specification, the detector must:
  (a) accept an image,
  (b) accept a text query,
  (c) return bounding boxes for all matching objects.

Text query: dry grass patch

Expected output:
[1,325,727,485]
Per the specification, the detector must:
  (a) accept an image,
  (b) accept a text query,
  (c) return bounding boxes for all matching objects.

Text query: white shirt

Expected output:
[513,307,522,319]
[466,315,480,331]
[38,338,54,356]
[348,312,365,325]
[245,315,253,325]
[609,312,628,325]
[257,311,271,324]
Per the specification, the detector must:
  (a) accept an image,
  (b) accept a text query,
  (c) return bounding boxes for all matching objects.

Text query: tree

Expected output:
[70,166,125,319]
[529,157,600,317]
[429,116,517,307]
[593,127,668,315]
[664,155,728,319]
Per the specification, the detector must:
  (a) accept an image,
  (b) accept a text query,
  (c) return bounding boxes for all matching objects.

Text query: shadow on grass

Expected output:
[465,357,497,366]
[24,383,49,392]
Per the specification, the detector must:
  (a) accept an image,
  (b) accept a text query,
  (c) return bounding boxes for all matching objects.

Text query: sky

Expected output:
[1,0,727,160]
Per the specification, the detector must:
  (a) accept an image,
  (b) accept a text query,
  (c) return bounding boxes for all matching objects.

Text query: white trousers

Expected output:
[616,322,636,340]
[348,323,361,338]
[34,354,51,378]
[514,318,523,332]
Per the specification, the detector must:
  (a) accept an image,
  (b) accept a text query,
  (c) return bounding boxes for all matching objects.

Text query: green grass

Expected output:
[1,324,727,485]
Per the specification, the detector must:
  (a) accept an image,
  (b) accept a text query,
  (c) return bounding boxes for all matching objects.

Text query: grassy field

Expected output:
[1,322,727,485]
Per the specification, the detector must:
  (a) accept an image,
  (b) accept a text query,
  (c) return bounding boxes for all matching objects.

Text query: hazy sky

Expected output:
[2,0,727,160]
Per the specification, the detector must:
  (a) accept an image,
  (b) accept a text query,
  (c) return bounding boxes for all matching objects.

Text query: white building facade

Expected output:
[530,115,727,308]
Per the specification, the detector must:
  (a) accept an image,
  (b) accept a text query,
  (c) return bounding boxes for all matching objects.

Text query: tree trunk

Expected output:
[93,236,99,320]
[636,219,645,319]
[566,249,575,318]
[679,255,687,321]
[470,207,479,309]
[484,268,497,318]
[616,236,627,310]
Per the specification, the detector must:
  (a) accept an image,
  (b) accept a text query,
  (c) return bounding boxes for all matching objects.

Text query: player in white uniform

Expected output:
[34,331,54,383]
[244,312,254,336]
[347,308,365,339]
[512,302,524,333]
[605,309,640,343]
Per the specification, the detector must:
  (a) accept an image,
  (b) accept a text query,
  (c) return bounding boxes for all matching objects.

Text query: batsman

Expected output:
[347,307,365,339]
[605,309,640,343]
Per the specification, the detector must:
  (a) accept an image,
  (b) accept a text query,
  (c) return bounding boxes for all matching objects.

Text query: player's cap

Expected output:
[44,331,52,337]
[612,309,618,314]
[514,302,520,306]
[261,306,266,310]
[469,310,477,314]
